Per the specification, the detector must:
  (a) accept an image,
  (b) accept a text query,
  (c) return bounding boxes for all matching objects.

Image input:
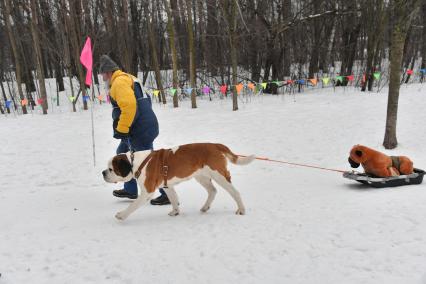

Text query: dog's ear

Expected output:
[112,154,132,177]
[355,150,363,157]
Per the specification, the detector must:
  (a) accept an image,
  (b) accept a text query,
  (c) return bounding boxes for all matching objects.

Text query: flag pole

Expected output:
[90,81,96,167]
[80,36,95,167]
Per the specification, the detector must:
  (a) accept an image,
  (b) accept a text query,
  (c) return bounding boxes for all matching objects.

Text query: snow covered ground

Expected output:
[1,84,426,284]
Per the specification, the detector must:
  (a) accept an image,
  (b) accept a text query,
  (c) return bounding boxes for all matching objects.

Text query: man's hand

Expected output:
[113,129,129,140]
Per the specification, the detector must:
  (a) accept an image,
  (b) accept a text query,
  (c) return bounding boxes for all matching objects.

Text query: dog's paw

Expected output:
[168,209,180,216]
[200,206,210,213]
[115,211,128,220]
[235,208,245,215]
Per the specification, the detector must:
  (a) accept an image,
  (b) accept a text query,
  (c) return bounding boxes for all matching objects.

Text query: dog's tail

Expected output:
[216,144,255,165]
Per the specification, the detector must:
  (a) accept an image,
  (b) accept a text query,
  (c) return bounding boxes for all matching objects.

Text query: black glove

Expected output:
[113,129,129,140]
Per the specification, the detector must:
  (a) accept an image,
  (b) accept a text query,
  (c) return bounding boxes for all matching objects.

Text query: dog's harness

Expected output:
[134,151,154,179]
[161,149,172,188]
[133,149,172,189]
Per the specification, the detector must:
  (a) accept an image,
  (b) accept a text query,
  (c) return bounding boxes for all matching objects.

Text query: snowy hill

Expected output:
[1,84,426,283]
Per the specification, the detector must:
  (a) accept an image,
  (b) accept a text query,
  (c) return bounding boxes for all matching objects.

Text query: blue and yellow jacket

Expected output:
[110,70,137,134]
[110,70,159,148]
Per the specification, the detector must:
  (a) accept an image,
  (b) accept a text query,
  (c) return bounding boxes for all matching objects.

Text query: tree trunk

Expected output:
[308,0,321,79]
[165,0,179,107]
[119,0,132,73]
[229,0,238,110]
[72,0,88,110]
[282,0,291,77]
[383,0,421,149]
[3,0,27,114]
[186,0,197,108]
[146,3,166,104]
[30,0,48,114]
[221,0,238,110]
[206,0,219,75]
[421,0,426,82]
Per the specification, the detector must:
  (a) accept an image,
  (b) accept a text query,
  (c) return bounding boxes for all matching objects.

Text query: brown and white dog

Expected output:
[103,143,255,220]
[348,144,414,177]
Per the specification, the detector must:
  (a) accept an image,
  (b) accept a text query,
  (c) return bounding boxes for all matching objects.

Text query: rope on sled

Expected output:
[238,155,346,173]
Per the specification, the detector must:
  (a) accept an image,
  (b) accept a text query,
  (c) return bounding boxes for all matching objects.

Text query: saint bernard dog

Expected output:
[102,143,255,220]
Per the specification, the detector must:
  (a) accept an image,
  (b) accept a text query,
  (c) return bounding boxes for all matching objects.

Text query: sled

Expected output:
[343,168,425,188]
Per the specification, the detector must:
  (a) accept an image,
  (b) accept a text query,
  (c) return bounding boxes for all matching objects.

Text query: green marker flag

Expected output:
[373,72,381,80]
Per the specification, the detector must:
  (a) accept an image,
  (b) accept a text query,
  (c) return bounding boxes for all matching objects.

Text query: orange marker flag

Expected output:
[247,83,255,91]
[236,83,244,94]
[309,78,317,86]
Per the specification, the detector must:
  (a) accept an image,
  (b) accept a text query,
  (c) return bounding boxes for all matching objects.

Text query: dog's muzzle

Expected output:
[348,157,360,168]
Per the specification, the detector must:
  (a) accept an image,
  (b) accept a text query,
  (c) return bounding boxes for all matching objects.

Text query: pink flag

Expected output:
[407,69,413,75]
[80,37,93,86]
[202,86,210,94]
[220,85,227,95]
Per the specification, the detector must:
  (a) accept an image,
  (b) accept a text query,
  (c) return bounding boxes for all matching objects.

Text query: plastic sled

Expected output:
[343,168,425,188]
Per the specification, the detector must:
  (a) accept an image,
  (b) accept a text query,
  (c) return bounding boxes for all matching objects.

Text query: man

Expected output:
[99,54,170,205]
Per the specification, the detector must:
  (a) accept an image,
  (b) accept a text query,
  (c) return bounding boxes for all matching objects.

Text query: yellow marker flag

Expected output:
[236,83,244,94]
[153,90,160,97]
[261,82,267,89]
[322,78,330,85]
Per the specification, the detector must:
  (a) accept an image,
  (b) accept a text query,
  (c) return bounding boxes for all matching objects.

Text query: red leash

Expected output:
[238,155,346,173]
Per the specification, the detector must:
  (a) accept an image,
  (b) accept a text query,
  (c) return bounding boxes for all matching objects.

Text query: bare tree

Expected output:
[146,2,167,104]
[29,0,48,114]
[3,0,27,114]
[220,0,239,110]
[165,0,179,107]
[383,0,421,149]
[185,0,197,108]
